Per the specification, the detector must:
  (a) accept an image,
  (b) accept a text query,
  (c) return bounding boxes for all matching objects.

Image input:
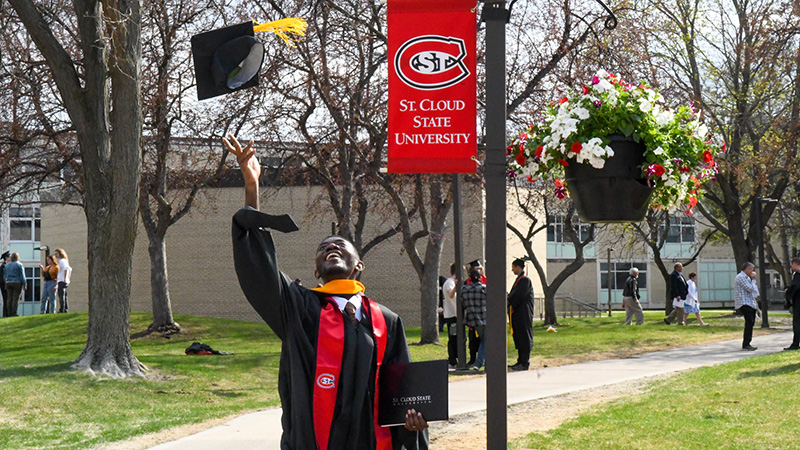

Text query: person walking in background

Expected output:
[465,259,485,365]
[0,251,8,317]
[441,263,459,369]
[683,272,708,326]
[507,258,534,371]
[783,257,800,351]
[3,252,27,318]
[462,269,487,371]
[734,262,759,351]
[623,267,644,325]
[664,263,688,325]
[39,255,59,314]
[54,248,72,313]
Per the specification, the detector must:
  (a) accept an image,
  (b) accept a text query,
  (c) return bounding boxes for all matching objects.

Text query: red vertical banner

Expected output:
[387,0,477,173]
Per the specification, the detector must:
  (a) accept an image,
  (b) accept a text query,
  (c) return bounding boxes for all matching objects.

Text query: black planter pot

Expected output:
[564,134,654,223]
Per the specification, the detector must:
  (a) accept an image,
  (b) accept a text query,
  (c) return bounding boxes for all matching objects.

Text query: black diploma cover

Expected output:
[378,359,449,426]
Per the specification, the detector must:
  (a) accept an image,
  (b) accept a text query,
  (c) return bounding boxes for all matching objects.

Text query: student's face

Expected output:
[792,262,800,272]
[512,265,522,276]
[315,237,364,283]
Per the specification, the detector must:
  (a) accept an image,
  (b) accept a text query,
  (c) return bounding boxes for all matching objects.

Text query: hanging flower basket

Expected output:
[508,69,721,222]
[564,134,653,222]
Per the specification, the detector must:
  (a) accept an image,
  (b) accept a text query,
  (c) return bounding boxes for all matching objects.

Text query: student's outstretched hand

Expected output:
[223,134,259,185]
[404,409,428,432]
[223,134,260,209]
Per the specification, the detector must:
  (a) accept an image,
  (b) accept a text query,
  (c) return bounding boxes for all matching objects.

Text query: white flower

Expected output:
[655,109,673,126]
[595,78,614,94]
[695,123,709,139]
[652,146,665,155]
[639,98,652,113]
[572,106,590,120]
[589,156,606,169]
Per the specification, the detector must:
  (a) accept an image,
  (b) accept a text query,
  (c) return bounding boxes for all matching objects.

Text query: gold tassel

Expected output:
[253,18,307,47]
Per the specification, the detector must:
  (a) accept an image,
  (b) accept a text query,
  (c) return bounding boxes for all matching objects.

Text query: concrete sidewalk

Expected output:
[148,331,793,449]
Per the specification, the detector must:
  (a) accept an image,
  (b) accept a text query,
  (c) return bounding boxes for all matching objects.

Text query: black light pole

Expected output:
[453,174,467,369]
[757,197,778,328]
[482,1,508,448]
[607,248,614,316]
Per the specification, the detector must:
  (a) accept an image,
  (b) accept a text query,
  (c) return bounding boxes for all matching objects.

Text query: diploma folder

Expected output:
[378,359,449,426]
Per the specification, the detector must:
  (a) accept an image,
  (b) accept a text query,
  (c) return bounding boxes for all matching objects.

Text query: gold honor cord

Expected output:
[253,18,308,46]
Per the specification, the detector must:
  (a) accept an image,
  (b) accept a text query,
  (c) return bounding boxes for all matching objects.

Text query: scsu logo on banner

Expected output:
[394,35,470,90]
[317,373,336,389]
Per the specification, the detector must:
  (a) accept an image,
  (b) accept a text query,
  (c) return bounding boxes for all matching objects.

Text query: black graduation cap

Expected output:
[191,22,265,101]
[469,259,482,268]
[1,251,9,260]
[191,18,307,101]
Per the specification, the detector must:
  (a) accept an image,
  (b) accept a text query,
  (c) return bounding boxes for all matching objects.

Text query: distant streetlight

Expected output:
[607,248,614,317]
[756,197,778,328]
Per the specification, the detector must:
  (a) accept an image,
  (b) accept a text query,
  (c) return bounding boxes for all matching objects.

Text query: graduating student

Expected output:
[507,258,534,371]
[227,135,429,450]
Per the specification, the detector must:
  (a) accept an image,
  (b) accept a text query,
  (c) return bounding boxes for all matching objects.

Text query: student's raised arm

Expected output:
[223,134,259,210]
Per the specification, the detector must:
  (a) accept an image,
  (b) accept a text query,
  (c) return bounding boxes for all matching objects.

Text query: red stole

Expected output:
[313,296,392,450]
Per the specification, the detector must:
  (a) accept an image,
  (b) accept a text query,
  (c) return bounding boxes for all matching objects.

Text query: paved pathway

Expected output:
[149,331,793,449]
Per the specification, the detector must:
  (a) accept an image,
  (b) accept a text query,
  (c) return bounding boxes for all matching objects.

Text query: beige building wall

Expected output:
[41,184,487,327]
[505,187,547,297]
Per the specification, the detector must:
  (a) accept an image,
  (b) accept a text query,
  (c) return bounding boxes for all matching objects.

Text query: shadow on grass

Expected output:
[0,361,75,377]
[205,388,257,398]
[738,362,800,379]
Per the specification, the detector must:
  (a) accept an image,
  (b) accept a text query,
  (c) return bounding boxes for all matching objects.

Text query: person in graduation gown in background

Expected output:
[226,135,429,450]
[507,258,534,371]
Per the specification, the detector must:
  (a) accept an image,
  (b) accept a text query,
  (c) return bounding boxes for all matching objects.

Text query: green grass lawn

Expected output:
[0,309,788,449]
[512,350,800,450]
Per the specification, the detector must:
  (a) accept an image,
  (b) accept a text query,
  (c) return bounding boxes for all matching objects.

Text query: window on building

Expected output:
[23,266,42,303]
[663,215,695,243]
[600,262,648,290]
[547,214,592,243]
[9,206,41,242]
[699,261,736,302]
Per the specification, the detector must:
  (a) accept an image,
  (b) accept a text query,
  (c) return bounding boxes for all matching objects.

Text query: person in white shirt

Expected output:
[683,272,708,325]
[54,248,72,313]
[441,263,458,369]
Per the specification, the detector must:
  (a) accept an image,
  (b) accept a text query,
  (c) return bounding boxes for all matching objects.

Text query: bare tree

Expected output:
[626,0,800,269]
[507,181,595,325]
[9,0,145,377]
[137,0,282,334]
[621,210,716,313]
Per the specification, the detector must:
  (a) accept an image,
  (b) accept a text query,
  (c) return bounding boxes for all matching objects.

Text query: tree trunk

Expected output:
[418,233,446,344]
[73,202,144,377]
[543,290,558,326]
[418,196,451,344]
[147,232,179,333]
[69,0,144,378]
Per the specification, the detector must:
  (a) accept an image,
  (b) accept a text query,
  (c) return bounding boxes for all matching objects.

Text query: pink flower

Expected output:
[591,76,600,85]
[554,179,568,199]
[593,100,602,108]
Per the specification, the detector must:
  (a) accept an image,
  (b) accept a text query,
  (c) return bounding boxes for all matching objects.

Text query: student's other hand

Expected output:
[404,409,428,432]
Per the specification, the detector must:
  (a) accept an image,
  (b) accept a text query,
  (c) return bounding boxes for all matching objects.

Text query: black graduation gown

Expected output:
[232,207,429,450]
[507,273,534,351]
